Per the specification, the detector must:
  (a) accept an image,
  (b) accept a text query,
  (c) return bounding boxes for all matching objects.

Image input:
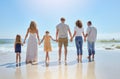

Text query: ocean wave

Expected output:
[0,39,14,44]
[97,39,120,43]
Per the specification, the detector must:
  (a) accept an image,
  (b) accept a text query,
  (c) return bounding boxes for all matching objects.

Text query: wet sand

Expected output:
[0,50,120,79]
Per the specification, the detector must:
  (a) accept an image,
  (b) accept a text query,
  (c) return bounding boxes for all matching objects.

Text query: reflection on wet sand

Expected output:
[44,66,52,79]
[26,65,40,79]
[84,62,96,79]
[57,65,68,79]
[15,68,22,79]
[58,65,62,79]
[14,61,96,79]
[76,63,83,79]
[63,65,68,79]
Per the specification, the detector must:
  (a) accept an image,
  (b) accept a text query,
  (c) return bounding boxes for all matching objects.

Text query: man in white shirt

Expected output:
[85,21,97,61]
[56,17,72,63]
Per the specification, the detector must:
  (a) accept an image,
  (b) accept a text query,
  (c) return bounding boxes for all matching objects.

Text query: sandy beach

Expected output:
[0,0,120,78]
[0,49,120,79]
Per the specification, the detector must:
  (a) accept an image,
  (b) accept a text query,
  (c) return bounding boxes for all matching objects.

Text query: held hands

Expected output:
[84,36,86,42]
[23,40,25,44]
[56,39,58,42]
[38,40,41,45]
[70,37,73,42]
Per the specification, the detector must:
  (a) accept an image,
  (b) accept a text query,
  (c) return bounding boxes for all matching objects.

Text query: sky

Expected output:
[0,0,120,40]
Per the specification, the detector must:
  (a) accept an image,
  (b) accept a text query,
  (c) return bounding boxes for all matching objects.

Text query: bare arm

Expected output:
[72,31,76,39]
[85,34,88,37]
[50,36,56,41]
[84,32,88,42]
[23,29,29,44]
[40,36,45,44]
[56,28,59,42]
[70,31,76,42]
[82,31,85,37]
[68,29,72,39]
[36,29,40,44]
[21,42,24,46]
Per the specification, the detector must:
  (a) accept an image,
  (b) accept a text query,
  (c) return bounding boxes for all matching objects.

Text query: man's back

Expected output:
[56,23,69,38]
[87,26,97,42]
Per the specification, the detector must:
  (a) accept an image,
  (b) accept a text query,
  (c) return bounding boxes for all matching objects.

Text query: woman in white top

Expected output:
[71,20,85,63]
[23,21,40,64]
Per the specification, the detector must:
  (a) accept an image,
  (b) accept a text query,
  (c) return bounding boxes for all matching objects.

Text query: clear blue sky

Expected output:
[0,0,120,39]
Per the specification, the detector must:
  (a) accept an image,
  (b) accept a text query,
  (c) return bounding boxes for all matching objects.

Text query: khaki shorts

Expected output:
[58,38,68,47]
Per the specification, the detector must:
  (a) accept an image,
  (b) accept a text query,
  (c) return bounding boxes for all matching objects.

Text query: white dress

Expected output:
[26,33,38,63]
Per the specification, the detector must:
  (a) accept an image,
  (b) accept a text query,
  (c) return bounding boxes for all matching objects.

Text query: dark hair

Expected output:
[46,31,49,34]
[60,17,65,21]
[15,34,21,44]
[88,21,92,25]
[76,20,82,28]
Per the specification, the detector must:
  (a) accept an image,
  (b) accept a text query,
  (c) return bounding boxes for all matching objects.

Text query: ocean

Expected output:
[0,39,120,54]
[0,39,120,64]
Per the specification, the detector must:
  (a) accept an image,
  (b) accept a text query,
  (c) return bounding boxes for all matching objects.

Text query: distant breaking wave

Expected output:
[0,39,14,44]
[0,39,120,44]
[97,39,120,43]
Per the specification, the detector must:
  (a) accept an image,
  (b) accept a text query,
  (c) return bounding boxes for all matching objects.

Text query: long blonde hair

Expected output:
[15,34,21,44]
[29,21,37,33]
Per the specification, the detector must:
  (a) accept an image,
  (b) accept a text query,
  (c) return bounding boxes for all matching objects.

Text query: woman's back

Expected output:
[74,26,84,37]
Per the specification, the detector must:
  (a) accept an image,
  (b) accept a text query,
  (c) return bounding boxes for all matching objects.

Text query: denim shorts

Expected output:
[75,36,83,55]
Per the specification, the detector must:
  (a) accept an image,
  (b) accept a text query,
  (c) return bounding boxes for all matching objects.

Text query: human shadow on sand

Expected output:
[0,62,26,68]
[41,61,58,67]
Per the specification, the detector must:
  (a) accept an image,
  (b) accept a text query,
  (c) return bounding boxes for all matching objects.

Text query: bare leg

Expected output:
[45,52,49,67]
[92,54,94,61]
[59,46,62,62]
[16,53,19,63]
[77,55,79,63]
[19,53,21,63]
[79,55,82,63]
[88,55,91,62]
[16,53,19,67]
[45,52,48,62]
[48,53,50,62]
[18,53,21,66]
[46,52,49,62]
[64,46,67,62]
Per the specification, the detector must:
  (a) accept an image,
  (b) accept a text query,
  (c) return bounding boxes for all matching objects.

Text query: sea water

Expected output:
[0,39,120,63]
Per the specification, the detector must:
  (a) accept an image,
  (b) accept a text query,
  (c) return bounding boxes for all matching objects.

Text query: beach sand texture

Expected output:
[0,49,120,79]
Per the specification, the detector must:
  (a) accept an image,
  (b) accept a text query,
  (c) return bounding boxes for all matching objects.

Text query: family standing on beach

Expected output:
[14,17,97,66]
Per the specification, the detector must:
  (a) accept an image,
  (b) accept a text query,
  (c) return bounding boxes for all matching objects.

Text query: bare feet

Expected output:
[87,55,91,62]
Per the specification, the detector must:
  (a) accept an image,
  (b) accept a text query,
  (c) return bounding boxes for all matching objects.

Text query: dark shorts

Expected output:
[15,43,21,53]
[58,38,68,47]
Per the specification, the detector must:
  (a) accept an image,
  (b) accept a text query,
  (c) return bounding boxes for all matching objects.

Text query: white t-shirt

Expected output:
[74,26,84,37]
[56,23,69,38]
[86,25,97,42]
